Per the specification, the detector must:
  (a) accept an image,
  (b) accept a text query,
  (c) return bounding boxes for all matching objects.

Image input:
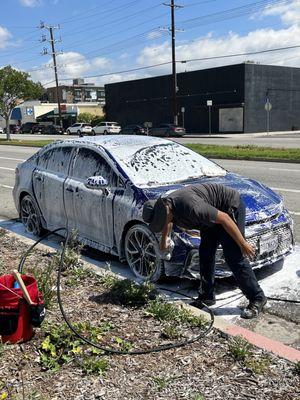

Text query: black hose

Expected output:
[19,228,214,355]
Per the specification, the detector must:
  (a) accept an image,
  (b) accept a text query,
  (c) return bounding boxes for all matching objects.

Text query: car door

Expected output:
[32,146,73,230]
[64,147,118,248]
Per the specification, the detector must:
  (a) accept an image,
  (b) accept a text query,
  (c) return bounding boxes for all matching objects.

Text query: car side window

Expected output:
[72,148,118,186]
[38,147,73,174]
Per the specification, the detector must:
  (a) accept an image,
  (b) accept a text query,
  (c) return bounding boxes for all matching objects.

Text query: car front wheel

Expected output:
[91,130,96,136]
[66,129,71,135]
[20,195,44,236]
[124,224,164,282]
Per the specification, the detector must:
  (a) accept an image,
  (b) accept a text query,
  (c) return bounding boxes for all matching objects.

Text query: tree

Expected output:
[0,66,44,140]
[77,112,105,126]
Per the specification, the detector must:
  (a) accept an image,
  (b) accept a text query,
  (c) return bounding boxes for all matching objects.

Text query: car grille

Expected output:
[246,223,293,263]
[187,223,293,278]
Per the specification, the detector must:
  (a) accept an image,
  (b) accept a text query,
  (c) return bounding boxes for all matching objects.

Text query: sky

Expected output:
[0,0,300,88]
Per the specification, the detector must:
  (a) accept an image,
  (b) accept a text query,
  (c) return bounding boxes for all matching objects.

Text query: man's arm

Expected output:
[160,221,173,251]
[215,210,256,259]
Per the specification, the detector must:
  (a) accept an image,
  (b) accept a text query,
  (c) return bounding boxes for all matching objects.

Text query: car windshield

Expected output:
[111,142,226,187]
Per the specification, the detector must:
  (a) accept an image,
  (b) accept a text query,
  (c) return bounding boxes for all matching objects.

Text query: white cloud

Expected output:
[262,0,300,26]
[19,0,41,7]
[0,26,12,49]
[136,24,300,77]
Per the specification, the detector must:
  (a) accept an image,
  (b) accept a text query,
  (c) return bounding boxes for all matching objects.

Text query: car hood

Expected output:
[141,173,283,224]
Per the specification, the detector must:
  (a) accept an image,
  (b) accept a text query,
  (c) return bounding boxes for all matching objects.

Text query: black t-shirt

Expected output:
[166,183,240,230]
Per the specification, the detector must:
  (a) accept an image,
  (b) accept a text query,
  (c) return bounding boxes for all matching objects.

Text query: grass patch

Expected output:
[186,143,300,162]
[228,336,253,361]
[99,274,157,307]
[245,356,271,375]
[0,139,54,147]
[146,299,207,328]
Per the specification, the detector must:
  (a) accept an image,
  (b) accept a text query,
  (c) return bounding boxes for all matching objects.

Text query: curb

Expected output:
[184,303,300,363]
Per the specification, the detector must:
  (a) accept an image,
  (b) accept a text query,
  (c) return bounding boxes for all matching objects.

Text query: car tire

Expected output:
[91,130,96,136]
[20,195,44,236]
[67,129,71,135]
[124,224,165,282]
[104,130,108,135]
[77,130,83,137]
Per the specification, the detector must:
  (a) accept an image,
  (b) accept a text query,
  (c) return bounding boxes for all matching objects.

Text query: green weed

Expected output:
[153,376,172,391]
[245,356,271,374]
[80,357,108,375]
[39,322,112,372]
[102,277,157,307]
[146,299,206,328]
[191,394,205,400]
[113,337,133,352]
[32,259,56,309]
[228,336,253,361]
[161,323,181,339]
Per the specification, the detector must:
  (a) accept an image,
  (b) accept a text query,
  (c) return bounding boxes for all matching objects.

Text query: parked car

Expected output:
[4,124,21,134]
[149,123,186,137]
[20,122,39,134]
[33,124,63,135]
[120,124,146,135]
[13,136,294,282]
[66,123,92,136]
[91,122,121,135]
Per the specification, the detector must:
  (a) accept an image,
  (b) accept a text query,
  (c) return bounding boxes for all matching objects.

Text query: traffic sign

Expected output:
[265,101,272,112]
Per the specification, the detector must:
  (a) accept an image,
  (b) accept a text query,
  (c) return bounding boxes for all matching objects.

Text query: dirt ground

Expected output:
[0,229,299,400]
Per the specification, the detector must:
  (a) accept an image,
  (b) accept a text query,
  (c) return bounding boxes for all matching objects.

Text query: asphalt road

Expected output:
[2,132,300,148]
[0,145,299,240]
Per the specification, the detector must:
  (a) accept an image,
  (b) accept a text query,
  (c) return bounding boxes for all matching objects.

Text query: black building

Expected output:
[105,63,300,133]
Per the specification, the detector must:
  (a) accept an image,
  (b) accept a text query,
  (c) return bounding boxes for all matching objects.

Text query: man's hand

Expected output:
[240,240,256,260]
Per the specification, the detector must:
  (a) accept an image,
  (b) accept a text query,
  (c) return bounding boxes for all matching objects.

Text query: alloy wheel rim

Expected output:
[126,229,158,279]
[21,198,39,234]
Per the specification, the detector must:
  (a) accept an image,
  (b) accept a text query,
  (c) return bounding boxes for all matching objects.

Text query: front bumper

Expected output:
[184,221,294,279]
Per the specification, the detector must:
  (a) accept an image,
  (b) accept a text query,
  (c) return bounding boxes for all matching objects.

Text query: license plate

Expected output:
[259,233,278,255]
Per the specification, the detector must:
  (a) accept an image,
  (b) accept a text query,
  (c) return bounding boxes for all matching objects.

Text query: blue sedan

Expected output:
[13,136,294,281]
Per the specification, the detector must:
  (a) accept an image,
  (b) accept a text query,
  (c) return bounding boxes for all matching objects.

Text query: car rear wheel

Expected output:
[20,195,43,236]
[124,224,164,282]
[91,130,96,136]
[77,130,83,137]
[104,130,108,135]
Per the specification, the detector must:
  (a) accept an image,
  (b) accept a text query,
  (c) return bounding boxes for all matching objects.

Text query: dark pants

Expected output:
[198,200,265,302]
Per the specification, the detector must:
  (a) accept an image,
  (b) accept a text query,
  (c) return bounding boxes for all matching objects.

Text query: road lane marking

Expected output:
[271,187,300,194]
[269,168,300,172]
[0,184,13,189]
[0,156,25,162]
[0,167,15,171]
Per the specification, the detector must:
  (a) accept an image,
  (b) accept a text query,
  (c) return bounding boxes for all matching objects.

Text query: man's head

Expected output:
[142,198,172,233]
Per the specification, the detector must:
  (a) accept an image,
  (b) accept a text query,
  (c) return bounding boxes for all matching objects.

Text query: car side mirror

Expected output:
[84,176,108,190]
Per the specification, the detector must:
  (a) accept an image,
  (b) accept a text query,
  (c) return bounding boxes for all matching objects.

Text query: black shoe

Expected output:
[190,295,216,309]
[241,297,267,319]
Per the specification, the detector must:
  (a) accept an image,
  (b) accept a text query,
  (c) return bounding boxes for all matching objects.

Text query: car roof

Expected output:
[50,135,171,153]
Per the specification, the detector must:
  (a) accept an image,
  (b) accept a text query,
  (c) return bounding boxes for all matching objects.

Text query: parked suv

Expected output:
[66,123,92,136]
[149,123,186,137]
[91,122,121,135]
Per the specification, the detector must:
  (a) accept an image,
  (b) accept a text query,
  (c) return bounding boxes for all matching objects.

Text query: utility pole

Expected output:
[40,22,63,129]
[163,1,183,126]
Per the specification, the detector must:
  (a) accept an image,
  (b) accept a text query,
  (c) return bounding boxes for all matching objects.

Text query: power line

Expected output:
[49,42,300,83]
[179,0,290,28]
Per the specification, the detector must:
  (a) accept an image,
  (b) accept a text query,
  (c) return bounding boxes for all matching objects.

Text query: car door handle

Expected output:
[66,187,78,193]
